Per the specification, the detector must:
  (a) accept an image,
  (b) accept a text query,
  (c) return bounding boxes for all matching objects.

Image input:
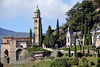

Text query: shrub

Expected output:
[40,58,43,60]
[0,62,3,67]
[89,54,92,57]
[48,56,54,60]
[65,53,68,56]
[98,58,100,63]
[83,63,89,67]
[32,57,36,61]
[96,64,100,67]
[56,51,63,57]
[77,65,83,67]
[72,58,79,65]
[68,58,79,65]
[33,65,36,67]
[82,56,87,63]
[50,58,69,67]
[7,57,10,64]
[85,53,89,57]
[77,52,82,58]
[79,59,82,65]
[90,61,95,66]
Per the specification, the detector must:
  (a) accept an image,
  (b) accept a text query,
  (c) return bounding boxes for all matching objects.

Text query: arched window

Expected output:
[4,49,9,57]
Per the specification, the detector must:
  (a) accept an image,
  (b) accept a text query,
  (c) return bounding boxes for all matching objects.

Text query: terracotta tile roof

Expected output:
[3,36,13,39]
[1,42,9,44]
[3,36,29,39]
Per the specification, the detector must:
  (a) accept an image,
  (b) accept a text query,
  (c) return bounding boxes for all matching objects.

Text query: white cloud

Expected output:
[0,0,83,27]
[0,0,82,18]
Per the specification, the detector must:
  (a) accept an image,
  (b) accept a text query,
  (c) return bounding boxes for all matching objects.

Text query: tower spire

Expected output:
[37,5,38,8]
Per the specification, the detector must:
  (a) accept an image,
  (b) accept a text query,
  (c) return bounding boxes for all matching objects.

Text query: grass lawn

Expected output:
[35,61,51,67]
[5,61,34,67]
[58,45,88,51]
[4,60,51,67]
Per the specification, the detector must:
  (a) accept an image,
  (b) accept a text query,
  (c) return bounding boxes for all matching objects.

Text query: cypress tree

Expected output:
[79,42,82,52]
[49,34,55,48]
[74,37,77,57]
[98,49,100,57]
[83,46,85,56]
[81,23,84,38]
[43,25,52,47]
[69,47,71,57]
[56,19,59,39]
[88,27,92,45]
[88,46,89,55]
[39,23,42,47]
[29,28,32,44]
[84,20,88,45]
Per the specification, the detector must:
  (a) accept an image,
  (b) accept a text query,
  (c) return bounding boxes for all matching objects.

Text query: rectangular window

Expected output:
[35,27,37,29]
[35,20,37,22]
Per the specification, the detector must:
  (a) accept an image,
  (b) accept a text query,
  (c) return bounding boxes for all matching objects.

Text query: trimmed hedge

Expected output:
[26,47,51,57]
[56,51,63,57]
[77,52,82,58]
[90,61,95,66]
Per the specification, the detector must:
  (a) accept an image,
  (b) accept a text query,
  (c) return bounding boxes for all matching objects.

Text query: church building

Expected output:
[1,6,42,63]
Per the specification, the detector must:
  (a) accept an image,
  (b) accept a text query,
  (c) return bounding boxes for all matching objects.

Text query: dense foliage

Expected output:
[43,26,56,47]
[26,47,51,57]
[50,58,79,67]
[65,1,99,31]
[50,58,69,67]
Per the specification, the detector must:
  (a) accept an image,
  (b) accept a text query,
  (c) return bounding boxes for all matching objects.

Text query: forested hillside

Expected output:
[64,1,100,32]
[49,0,100,47]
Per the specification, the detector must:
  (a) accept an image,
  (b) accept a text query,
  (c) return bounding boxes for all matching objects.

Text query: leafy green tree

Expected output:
[94,0,100,7]
[56,19,59,39]
[39,23,42,47]
[29,28,32,44]
[65,1,97,32]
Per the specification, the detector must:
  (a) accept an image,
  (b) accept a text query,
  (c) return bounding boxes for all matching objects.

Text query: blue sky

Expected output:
[0,0,83,33]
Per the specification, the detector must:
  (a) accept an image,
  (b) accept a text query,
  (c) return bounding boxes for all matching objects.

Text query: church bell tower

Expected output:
[33,6,41,45]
